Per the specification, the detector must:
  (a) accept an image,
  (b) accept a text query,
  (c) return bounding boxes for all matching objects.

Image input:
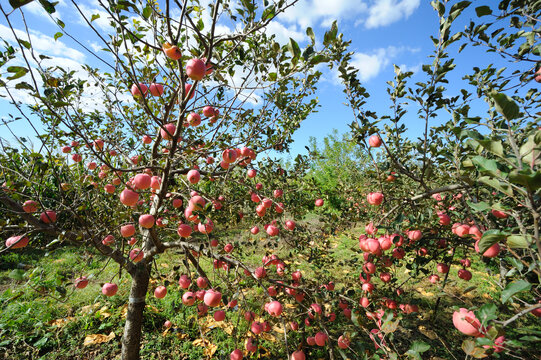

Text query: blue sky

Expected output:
[0,0,532,158]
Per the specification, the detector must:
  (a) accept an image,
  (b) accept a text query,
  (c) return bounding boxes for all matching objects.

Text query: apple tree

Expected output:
[338,0,540,357]
[0,0,344,359]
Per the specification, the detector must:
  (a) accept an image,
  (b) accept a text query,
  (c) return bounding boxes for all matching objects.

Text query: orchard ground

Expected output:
[1,215,539,360]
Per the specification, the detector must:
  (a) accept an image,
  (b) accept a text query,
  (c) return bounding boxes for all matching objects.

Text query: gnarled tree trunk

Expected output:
[121,264,150,360]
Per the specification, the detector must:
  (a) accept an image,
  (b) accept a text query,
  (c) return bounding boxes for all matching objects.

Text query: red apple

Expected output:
[367,192,384,205]
[436,263,449,274]
[5,235,29,249]
[196,277,208,288]
[142,135,152,144]
[129,248,144,262]
[491,209,508,219]
[266,225,279,237]
[222,149,238,163]
[214,310,226,321]
[154,286,167,299]
[187,112,201,126]
[458,269,472,281]
[120,188,139,207]
[162,42,182,60]
[187,169,201,184]
[315,331,328,346]
[139,214,155,228]
[149,83,164,96]
[184,83,195,100]
[160,123,176,140]
[369,135,382,147]
[230,349,243,360]
[103,184,114,193]
[186,58,206,81]
[102,283,118,296]
[182,291,195,306]
[40,210,57,223]
[131,83,147,97]
[133,174,151,190]
[285,220,296,230]
[203,289,222,307]
[452,308,482,336]
[178,275,191,289]
[102,235,115,246]
[266,301,283,317]
[121,224,136,237]
[75,276,89,289]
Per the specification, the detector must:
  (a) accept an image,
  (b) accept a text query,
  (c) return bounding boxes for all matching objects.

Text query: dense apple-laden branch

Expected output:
[0,192,136,273]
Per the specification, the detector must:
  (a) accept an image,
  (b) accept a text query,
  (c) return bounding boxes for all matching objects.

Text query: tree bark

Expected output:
[121,264,150,360]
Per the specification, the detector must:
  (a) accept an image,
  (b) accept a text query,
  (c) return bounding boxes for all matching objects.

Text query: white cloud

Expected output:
[281,0,367,30]
[347,46,419,82]
[281,0,420,30]
[76,2,115,34]
[21,0,67,25]
[0,24,86,62]
[364,0,421,29]
[397,62,421,74]
[265,21,306,44]
[0,24,132,113]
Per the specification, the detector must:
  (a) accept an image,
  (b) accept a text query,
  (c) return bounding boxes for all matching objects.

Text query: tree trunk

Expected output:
[121,265,150,360]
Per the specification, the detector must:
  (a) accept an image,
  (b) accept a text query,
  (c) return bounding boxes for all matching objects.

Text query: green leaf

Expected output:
[38,0,57,14]
[350,310,361,327]
[478,176,513,196]
[509,169,541,190]
[8,269,26,281]
[520,134,540,164]
[261,5,275,20]
[431,1,445,17]
[54,32,63,40]
[490,91,520,120]
[306,27,315,43]
[9,0,34,9]
[18,39,31,49]
[466,200,490,212]
[287,38,300,60]
[461,339,476,356]
[142,5,152,19]
[323,21,337,46]
[477,139,504,157]
[471,156,500,175]
[15,82,34,91]
[475,6,492,17]
[6,66,29,80]
[501,280,531,304]
[520,335,541,342]
[33,336,48,348]
[507,235,532,249]
[406,341,430,359]
[476,303,498,324]
[91,13,100,22]
[478,230,506,254]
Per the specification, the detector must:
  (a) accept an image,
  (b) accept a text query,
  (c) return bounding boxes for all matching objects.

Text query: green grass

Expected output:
[1,226,540,359]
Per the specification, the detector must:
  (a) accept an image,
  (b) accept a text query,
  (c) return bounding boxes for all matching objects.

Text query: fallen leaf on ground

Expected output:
[48,317,76,327]
[418,325,437,340]
[259,332,276,342]
[83,332,115,346]
[192,338,217,357]
[80,302,101,314]
[98,306,111,318]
